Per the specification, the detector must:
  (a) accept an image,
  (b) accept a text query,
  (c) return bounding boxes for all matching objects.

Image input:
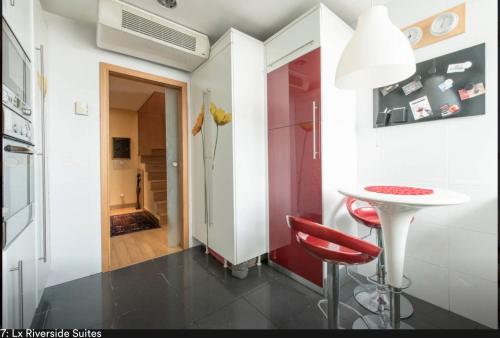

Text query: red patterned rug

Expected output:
[110,210,160,237]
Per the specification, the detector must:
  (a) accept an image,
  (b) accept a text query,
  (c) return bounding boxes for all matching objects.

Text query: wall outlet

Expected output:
[74,101,89,115]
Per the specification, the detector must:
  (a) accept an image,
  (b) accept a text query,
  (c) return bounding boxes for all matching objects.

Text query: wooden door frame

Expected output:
[100,62,189,272]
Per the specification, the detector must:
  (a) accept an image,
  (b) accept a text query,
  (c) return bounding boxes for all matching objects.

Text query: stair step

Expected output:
[153,191,167,202]
[149,171,166,181]
[146,163,166,172]
[151,149,166,156]
[157,201,167,214]
[141,155,166,164]
[151,180,166,191]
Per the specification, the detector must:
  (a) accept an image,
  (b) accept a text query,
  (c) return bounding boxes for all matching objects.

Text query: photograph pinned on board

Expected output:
[439,103,461,117]
[438,78,454,92]
[402,75,423,96]
[458,82,486,101]
[447,61,472,73]
[376,108,391,126]
[409,96,433,120]
[380,83,399,96]
[389,107,407,123]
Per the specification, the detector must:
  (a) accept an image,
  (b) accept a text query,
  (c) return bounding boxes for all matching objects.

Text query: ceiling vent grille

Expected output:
[121,9,197,52]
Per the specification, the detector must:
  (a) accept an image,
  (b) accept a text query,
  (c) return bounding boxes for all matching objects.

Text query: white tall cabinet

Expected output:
[33,0,51,305]
[2,0,33,54]
[265,3,358,234]
[2,225,37,328]
[264,4,358,289]
[191,28,267,265]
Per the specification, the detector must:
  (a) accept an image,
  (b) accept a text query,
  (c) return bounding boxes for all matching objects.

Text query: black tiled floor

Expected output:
[196,298,276,329]
[243,276,322,327]
[32,245,491,330]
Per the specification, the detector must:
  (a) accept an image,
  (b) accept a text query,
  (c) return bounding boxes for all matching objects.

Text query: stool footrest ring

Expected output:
[317,299,374,329]
[366,273,412,290]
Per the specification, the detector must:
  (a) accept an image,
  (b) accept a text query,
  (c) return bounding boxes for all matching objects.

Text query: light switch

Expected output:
[75,101,89,115]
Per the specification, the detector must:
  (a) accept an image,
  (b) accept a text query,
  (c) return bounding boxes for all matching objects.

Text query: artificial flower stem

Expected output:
[201,127,209,255]
[212,125,219,170]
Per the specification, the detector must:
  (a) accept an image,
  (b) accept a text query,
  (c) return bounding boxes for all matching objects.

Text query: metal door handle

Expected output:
[10,260,23,328]
[4,145,35,155]
[312,101,319,160]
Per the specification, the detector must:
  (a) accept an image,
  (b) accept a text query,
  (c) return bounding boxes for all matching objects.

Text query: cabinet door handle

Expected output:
[36,45,48,263]
[10,0,15,6]
[10,260,23,328]
[312,101,319,160]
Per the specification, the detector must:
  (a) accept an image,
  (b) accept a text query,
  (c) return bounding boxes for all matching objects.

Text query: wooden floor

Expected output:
[110,207,183,271]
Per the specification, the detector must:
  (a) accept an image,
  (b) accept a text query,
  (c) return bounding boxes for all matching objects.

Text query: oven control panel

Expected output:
[2,84,32,122]
[2,103,33,145]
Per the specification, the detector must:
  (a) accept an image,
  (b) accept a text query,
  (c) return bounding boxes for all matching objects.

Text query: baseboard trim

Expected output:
[110,203,136,210]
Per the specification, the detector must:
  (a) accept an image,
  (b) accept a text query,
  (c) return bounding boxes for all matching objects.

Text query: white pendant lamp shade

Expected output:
[335,6,416,90]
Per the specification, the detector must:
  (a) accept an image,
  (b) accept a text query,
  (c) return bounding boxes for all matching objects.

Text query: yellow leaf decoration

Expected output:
[210,102,232,126]
[192,104,205,136]
[37,72,48,98]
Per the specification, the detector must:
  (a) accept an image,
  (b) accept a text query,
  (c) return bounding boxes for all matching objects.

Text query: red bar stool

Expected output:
[346,198,414,322]
[286,215,382,329]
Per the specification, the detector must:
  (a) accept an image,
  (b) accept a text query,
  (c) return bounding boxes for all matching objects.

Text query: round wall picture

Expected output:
[430,12,459,36]
[404,26,423,46]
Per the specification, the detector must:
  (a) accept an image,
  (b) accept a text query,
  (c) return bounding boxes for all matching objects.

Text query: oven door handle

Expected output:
[4,145,34,155]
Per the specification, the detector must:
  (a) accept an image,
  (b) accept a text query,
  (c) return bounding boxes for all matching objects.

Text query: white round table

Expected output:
[339,185,469,329]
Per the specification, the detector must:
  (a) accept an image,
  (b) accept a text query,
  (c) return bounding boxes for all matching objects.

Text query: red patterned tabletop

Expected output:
[364,185,434,195]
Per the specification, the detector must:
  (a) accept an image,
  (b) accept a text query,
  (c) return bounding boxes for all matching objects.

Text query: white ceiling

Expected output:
[109,75,164,111]
[40,0,392,42]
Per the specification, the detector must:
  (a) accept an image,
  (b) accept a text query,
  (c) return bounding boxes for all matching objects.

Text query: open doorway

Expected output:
[100,63,189,272]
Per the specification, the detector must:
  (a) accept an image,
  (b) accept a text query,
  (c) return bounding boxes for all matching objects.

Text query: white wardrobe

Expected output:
[190,28,267,265]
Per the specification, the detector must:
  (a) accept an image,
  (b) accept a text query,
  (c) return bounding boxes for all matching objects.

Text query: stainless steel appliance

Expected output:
[2,17,32,121]
[2,17,34,249]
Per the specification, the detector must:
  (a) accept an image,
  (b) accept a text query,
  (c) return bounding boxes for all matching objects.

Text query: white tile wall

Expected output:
[404,257,450,310]
[447,117,497,186]
[446,183,498,234]
[449,228,497,282]
[405,221,448,268]
[355,0,498,328]
[449,270,498,328]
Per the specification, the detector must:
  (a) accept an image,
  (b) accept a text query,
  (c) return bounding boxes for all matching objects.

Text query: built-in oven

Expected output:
[2,17,32,121]
[2,15,34,248]
[2,105,35,249]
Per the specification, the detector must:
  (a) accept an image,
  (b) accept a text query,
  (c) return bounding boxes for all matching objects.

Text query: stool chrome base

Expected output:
[353,285,414,319]
[352,314,414,330]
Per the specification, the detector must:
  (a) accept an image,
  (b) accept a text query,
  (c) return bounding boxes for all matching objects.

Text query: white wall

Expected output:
[44,12,190,287]
[355,0,498,328]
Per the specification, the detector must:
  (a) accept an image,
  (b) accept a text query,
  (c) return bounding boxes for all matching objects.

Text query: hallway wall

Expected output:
[109,109,139,207]
[44,12,191,287]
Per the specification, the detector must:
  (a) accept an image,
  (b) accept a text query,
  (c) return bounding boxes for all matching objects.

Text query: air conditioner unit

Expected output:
[97,0,210,72]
